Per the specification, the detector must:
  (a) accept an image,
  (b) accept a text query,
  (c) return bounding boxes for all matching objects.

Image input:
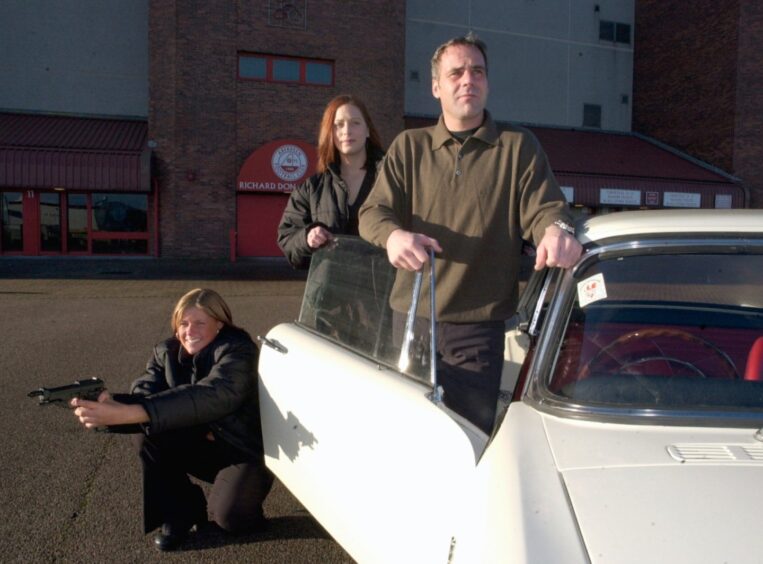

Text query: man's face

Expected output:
[432,43,488,130]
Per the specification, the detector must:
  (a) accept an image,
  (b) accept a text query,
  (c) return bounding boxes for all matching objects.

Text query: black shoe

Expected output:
[153,521,194,551]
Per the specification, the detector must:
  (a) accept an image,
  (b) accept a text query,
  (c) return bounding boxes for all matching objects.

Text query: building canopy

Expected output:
[0,112,150,192]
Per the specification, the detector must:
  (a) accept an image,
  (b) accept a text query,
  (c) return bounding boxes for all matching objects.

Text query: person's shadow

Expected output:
[183,513,336,550]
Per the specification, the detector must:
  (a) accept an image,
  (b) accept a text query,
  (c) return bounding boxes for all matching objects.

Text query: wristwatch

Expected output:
[553,219,576,236]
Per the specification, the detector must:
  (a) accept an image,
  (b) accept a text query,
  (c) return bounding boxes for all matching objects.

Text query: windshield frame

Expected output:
[524,235,763,428]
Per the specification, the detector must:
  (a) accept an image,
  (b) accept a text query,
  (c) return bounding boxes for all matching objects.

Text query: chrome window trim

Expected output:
[523,235,763,427]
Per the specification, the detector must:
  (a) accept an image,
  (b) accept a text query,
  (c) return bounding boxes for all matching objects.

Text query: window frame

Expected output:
[238,52,334,86]
[599,20,632,45]
[583,103,602,128]
[525,238,763,428]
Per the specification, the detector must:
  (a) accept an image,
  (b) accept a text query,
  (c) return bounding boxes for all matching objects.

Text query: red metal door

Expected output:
[236,192,290,257]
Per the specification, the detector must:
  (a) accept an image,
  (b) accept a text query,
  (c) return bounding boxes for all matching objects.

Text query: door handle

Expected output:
[257,336,288,354]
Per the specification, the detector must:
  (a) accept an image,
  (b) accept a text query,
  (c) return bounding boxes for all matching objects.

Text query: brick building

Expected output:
[150,1,405,258]
[0,0,405,259]
[0,1,751,261]
[633,0,763,208]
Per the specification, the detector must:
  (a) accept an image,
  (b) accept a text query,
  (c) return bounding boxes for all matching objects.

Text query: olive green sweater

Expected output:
[358,112,571,322]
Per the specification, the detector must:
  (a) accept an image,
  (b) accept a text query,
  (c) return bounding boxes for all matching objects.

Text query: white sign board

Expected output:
[599,188,641,206]
[715,194,733,209]
[664,191,701,208]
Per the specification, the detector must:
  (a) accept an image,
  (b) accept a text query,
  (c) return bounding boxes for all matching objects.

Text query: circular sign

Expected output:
[271,144,308,181]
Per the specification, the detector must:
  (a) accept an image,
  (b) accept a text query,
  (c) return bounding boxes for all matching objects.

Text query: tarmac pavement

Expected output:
[1,257,354,563]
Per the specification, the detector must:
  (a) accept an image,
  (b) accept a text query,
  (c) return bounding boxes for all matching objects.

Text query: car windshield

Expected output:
[546,251,763,416]
[298,236,433,383]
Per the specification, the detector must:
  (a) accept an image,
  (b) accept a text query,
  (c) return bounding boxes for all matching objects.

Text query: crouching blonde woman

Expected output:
[72,288,272,551]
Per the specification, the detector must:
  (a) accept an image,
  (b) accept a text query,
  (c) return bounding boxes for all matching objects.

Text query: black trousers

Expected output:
[132,429,274,534]
[436,320,505,434]
[395,313,505,435]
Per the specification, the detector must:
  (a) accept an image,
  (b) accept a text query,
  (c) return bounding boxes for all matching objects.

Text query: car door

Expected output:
[257,238,488,564]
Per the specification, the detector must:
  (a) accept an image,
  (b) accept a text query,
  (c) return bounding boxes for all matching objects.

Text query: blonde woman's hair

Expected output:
[171,288,234,333]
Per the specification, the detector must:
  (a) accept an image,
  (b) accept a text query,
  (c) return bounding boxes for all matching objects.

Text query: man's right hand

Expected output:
[385,229,442,271]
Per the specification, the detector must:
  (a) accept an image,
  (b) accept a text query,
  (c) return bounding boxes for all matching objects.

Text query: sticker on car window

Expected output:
[577,273,607,307]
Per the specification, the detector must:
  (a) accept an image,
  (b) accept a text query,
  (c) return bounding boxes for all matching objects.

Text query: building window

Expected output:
[39,192,62,252]
[1,191,23,252]
[92,194,147,232]
[67,194,88,252]
[599,20,631,44]
[273,58,300,82]
[0,191,149,255]
[583,104,602,128]
[239,56,267,80]
[91,193,149,255]
[239,53,334,86]
[305,61,333,85]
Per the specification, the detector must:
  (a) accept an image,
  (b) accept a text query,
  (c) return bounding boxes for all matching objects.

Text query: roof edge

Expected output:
[631,131,742,184]
[0,108,148,123]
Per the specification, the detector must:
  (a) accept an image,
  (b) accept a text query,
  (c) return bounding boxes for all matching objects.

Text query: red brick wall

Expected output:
[634,0,763,208]
[149,0,405,258]
[633,0,739,172]
[733,1,763,208]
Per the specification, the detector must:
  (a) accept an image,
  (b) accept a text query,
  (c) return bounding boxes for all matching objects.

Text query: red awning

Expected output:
[531,127,745,209]
[0,113,150,192]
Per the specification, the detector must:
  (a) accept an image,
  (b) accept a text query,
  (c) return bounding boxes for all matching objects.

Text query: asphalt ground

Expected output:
[1,257,355,563]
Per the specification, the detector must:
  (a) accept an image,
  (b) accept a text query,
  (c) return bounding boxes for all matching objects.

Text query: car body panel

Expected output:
[543,415,763,562]
[464,403,589,563]
[258,210,763,563]
[578,208,763,245]
[259,323,590,563]
[259,322,485,564]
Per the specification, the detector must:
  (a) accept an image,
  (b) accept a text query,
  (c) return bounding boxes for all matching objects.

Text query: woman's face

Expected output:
[176,306,223,355]
[332,103,369,158]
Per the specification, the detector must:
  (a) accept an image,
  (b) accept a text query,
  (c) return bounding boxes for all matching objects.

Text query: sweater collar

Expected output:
[432,110,500,149]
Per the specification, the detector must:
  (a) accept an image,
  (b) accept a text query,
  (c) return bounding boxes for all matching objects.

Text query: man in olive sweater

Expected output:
[358,33,582,434]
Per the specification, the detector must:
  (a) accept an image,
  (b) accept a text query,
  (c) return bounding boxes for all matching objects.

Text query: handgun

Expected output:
[27,377,105,406]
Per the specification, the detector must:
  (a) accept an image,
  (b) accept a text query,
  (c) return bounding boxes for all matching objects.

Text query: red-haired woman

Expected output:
[278,94,385,269]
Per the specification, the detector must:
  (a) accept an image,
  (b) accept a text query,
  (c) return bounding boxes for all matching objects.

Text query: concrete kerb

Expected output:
[0,257,307,281]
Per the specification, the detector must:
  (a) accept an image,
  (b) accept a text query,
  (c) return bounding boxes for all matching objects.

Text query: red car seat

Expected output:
[744,337,763,381]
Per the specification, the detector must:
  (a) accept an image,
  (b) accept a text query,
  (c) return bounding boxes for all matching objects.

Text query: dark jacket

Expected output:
[277,147,384,269]
[127,325,264,459]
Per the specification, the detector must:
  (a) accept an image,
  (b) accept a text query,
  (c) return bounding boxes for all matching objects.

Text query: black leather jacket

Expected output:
[277,147,384,269]
[128,325,264,459]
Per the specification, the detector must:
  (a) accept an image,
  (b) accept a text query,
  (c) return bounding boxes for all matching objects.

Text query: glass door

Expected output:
[39,192,62,253]
[1,191,24,253]
[67,194,88,253]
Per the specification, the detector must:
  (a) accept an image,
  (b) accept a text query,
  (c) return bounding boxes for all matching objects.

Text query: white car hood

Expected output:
[543,415,763,564]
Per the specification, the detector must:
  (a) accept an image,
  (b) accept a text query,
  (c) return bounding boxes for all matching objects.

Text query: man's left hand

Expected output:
[534,224,583,270]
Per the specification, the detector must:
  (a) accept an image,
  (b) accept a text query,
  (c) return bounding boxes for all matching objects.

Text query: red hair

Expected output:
[316,95,383,174]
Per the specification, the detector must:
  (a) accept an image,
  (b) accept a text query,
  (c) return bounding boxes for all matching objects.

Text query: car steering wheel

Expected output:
[578,327,739,380]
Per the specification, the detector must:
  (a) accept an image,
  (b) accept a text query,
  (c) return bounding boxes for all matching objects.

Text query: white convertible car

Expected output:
[258,209,763,564]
